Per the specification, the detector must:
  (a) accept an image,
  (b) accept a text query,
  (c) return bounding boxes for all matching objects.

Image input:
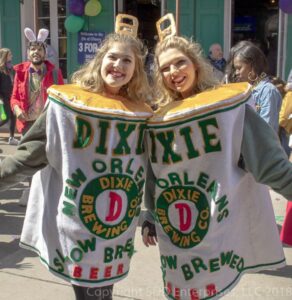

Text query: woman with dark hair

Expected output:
[0,48,18,145]
[224,40,253,83]
[229,41,282,133]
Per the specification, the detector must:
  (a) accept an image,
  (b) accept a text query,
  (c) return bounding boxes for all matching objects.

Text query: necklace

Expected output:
[29,71,43,93]
[251,72,267,90]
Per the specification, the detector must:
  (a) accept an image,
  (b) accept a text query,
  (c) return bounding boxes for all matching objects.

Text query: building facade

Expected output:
[1,0,291,80]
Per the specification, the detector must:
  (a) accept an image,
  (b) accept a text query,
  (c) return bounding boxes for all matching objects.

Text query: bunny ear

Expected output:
[24,27,37,42]
[37,28,49,43]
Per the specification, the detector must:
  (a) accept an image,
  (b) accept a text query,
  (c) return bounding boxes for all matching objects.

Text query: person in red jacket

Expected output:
[10,27,64,135]
[10,27,64,206]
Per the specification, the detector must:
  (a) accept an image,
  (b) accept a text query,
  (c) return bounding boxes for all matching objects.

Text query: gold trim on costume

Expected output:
[149,83,252,124]
[48,85,153,118]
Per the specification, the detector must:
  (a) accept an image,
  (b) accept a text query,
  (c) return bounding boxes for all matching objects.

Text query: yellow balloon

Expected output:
[85,0,102,17]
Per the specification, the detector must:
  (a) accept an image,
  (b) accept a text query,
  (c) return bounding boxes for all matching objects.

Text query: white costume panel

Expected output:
[146,83,285,300]
[21,84,153,287]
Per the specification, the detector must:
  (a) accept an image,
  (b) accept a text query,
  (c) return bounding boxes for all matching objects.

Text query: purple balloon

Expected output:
[69,0,84,16]
[280,0,292,14]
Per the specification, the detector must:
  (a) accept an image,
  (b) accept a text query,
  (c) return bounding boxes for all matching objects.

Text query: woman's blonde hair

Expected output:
[0,48,11,74]
[154,36,219,107]
[71,33,151,103]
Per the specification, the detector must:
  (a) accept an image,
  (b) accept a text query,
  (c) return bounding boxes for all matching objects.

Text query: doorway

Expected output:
[232,0,279,76]
[116,0,161,52]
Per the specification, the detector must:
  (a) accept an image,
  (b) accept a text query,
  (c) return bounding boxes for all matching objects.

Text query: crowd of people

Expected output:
[0,12,291,300]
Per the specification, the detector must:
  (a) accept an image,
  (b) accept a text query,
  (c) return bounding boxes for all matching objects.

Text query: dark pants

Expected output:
[0,99,16,137]
[72,285,113,300]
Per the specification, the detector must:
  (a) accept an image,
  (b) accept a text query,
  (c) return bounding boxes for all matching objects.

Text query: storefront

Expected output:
[0,0,67,77]
[232,0,286,77]
[1,0,291,80]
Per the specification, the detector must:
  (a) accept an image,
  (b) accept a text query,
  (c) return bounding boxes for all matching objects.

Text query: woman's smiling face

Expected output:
[158,48,197,98]
[101,42,135,95]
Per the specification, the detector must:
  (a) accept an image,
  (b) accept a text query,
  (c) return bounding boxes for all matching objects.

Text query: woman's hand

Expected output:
[141,220,157,247]
[14,105,27,121]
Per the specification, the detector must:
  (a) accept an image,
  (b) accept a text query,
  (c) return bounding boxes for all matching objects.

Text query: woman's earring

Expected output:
[247,71,258,83]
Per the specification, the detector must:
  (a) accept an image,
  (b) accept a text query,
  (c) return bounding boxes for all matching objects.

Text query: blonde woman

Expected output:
[142,15,292,300]
[0,48,17,144]
[71,33,150,102]
[152,35,219,107]
[0,16,152,300]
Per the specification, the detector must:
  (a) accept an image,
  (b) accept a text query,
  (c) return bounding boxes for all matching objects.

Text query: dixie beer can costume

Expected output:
[1,84,153,286]
[145,82,292,300]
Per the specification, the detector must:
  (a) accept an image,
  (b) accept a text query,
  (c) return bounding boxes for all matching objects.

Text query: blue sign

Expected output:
[77,31,106,65]
[234,16,256,33]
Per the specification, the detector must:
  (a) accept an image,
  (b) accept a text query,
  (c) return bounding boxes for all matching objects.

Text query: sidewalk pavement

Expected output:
[0,123,11,134]
[0,134,291,300]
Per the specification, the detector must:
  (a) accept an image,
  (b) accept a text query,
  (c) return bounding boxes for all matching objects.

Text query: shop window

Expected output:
[36,0,67,79]
[37,0,51,42]
[233,0,279,76]
[118,0,161,50]
[58,0,67,79]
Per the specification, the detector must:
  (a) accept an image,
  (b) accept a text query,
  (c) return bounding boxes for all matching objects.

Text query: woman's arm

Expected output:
[144,161,157,221]
[256,85,282,132]
[241,104,292,199]
[0,110,48,190]
[142,161,158,246]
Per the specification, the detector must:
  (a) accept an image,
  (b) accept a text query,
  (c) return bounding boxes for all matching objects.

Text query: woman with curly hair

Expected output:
[152,35,219,107]
[71,33,150,103]
[142,14,292,300]
[0,15,153,300]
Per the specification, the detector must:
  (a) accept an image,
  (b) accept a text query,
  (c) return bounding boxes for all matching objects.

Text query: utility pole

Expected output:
[176,0,180,35]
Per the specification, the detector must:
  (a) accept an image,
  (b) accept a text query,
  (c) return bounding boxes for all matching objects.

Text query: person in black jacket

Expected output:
[0,48,18,145]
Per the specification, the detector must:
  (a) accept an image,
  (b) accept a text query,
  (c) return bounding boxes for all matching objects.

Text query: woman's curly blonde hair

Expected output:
[71,33,151,103]
[154,36,219,107]
[0,48,11,74]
